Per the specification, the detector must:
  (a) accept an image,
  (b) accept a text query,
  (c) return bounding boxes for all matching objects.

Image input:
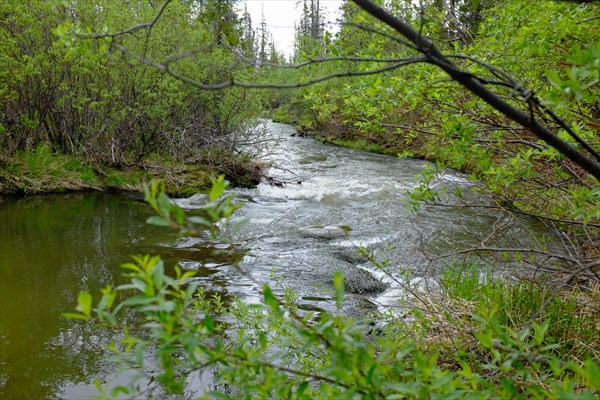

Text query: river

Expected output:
[0,121,549,399]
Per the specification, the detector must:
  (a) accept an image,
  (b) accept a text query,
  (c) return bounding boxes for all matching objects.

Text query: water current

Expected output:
[0,121,549,399]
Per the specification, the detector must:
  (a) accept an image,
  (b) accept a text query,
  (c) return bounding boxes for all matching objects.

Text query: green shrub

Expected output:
[66,181,600,399]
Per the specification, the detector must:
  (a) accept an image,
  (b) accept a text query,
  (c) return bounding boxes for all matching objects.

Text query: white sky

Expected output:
[243,0,344,58]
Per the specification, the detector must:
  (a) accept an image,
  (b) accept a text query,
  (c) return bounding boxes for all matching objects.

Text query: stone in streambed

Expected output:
[341,266,388,295]
[301,225,352,240]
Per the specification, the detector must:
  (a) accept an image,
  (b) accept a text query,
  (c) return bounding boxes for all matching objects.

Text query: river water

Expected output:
[0,121,548,399]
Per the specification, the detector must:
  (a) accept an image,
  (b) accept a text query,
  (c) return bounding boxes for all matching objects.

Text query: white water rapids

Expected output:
[175,121,547,317]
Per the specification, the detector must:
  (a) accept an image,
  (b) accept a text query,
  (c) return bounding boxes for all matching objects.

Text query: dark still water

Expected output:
[0,193,177,399]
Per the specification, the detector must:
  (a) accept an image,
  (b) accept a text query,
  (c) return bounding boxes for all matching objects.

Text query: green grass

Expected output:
[80,167,98,184]
[63,158,84,172]
[2,146,257,196]
[105,172,125,187]
[440,264,600,361]
[24,144,52,177]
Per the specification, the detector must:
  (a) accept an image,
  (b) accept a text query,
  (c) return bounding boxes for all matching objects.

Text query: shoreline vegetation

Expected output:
[64,182,600,399]
[0,146,264,197]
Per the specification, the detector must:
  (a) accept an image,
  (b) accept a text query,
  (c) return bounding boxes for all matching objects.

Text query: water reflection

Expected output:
[0,193,173,399]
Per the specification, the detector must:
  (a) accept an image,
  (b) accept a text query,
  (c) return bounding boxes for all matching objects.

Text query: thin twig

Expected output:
[111,43,428,89]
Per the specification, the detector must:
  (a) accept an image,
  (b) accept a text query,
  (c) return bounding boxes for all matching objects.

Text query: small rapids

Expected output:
[175,121,545,316]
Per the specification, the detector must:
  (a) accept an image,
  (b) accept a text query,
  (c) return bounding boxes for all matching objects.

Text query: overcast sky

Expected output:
[243,0,344,58]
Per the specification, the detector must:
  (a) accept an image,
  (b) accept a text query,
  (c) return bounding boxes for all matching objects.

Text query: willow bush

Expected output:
[282,0,599,230]
[0,0,265,170]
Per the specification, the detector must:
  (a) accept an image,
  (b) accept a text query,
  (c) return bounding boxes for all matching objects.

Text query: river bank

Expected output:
[0,147,264,197]
[272,110,599,249]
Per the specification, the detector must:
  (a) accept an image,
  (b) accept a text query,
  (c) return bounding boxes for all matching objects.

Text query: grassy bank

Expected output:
[367,262,600,397]
[0,144,263,197]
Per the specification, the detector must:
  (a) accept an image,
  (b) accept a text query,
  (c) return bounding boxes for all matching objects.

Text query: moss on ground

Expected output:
[0,148,259,197]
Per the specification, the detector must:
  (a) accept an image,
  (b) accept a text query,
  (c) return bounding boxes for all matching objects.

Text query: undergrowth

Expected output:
[439,264,600,365]
[67,179,600,399]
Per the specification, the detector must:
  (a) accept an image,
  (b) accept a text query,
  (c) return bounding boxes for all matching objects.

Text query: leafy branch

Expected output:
[59,0,600,180]
[110,43,428,89]
[350,0,600,180]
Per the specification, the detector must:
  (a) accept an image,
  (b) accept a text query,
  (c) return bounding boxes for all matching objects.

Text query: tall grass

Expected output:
[24,144,52,177]
[440,264,600,362]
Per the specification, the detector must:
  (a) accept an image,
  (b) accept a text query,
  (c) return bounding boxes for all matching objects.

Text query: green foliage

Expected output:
[66,183,600,399]
[1,0,265,173]
[279,0,598,233]
[408,163,447,210]
[144,176,243,241]
[545,43,600,107]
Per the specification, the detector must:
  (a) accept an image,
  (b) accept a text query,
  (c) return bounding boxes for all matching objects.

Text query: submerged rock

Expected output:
[342,266,388,295]
[301,225,351,239]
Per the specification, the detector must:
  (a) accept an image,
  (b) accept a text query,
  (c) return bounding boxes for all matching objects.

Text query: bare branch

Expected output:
[541,105,600,163]
[221,40,420,68]
[424,202,600,229]
[434,246,580,265]
[342,21,418,51]
[111,43,428,89]
[446,54,518,85]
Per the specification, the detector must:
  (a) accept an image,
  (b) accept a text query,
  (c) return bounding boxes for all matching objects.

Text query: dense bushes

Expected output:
[278,0,599,234]
[0,0,264,172]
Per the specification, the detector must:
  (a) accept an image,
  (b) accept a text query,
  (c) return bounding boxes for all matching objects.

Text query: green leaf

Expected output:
[111,386,130,396]
[533,320,549,345]
[209,175,227,202]
[76,291,93,316]
[333,270,344,309]
[258,331,267,349]
[140,301,175,313]
[97,288,117,317]
[121,296,156,307]
[134,343,145,367]
[173,205,185,226]
[204,314,215,333]
[157,192,171,215]
[146,216,171,226]
[152,259,165,289]
[188,216,211,227]
[263,286,281,314]
[62,312,91,320]
[583,360,600,391]
[296,381,309,397]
